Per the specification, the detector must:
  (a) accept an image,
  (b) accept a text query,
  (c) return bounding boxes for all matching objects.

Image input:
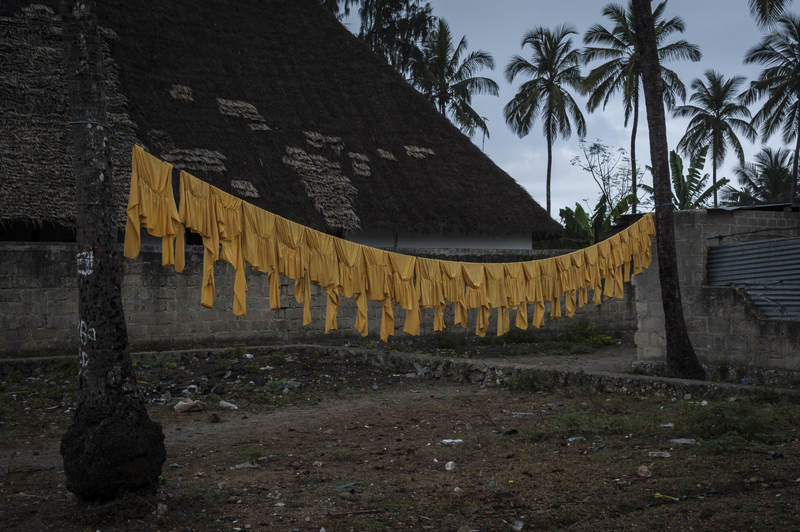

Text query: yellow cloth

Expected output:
[440,260,467,327]
[555,254,577,318]
[363,246,394,343]
[242,202,280,311]
[124,145,181,267]
[609,233,624,299]
[461,262,490,337]
[571,249,589,310]
[597,239,614,301]
[504,262,528,330]
[213,188,247,317]
[522,260,546,329]
[178,171,219,309]
[484,263,509,336]
[584,245,603,307]
[388,252,420,337]
[640,213,656,269]
[276,216,307,321]
[416,257,446,333]
[334,238,368,337]
[305,228,339,332]
[540,257,561,321]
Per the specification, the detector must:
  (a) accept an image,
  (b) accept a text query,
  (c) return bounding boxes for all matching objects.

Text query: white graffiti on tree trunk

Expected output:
[78,320,96,379]
[77,249,94,276]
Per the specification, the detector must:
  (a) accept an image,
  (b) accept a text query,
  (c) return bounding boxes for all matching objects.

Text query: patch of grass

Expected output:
[435,331,466,350]
[560,323,616,348]
[507,371,546,392]
[267,353,285,366]
[240,444,270,461]
[232,346,246,357]
[683,400,792,452]
[504,326,540,344]
[244,364,259,374]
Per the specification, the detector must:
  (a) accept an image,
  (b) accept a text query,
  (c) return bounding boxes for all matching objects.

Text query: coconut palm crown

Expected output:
[411,18,499,140]
[582,0,701,214]
[673,70,757,208]
[504,24,587,216]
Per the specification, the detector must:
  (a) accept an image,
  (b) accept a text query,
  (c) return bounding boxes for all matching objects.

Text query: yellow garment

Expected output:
[609,233,625,299]
[388,252,420,337]
[363,247,394,343]
[178,171,219,309]
[640,213,656,269]
[597,239,614,301]
[484,263,509,336]
[504,262,528,330]
[334,238,368,337]
[555,254,577,318]
[276,216,307,320]
[416,257,446,333]
[242,202,280,311]
[213,188,247,317]
[440,260,467,327]
[583,245,603,307]
[540,257,561,321]
[522,260,546,329]
[304,228,339,332]
[124,145,181,267]
[570,249,589,311]
[461,262,490,337]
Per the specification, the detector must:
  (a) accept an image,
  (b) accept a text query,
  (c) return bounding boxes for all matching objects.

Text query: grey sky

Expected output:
[348,1,782,218]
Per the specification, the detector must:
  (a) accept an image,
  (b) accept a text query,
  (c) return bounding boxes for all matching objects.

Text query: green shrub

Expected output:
[683,400,788,452]
[435,331,466,350]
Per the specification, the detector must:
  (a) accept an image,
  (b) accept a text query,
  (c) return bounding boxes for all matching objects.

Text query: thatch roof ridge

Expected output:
[1,0,564,240]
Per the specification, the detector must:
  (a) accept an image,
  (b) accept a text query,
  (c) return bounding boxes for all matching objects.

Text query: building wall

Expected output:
[633,208,800,370]
[0,242,637,357]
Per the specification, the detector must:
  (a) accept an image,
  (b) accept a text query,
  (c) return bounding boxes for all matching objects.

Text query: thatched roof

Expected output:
[0,0,564,239]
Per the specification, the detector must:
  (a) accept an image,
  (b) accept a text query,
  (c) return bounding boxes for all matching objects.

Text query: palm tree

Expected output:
[742,14,800,204]
[673,70,757,208]
[582,0,701,214]
[749,0,794,26]
[411,19,499,139]
[631,0,706,380]
[723,147,794,205]
[504,25,587,216]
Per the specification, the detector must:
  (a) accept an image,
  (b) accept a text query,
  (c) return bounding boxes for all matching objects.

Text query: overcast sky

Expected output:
[346,0,783,219]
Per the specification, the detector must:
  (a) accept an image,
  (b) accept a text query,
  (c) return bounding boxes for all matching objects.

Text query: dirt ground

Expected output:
[2,339,800,532]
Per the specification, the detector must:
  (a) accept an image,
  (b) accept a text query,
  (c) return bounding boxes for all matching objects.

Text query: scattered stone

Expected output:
[209,413,221,423]
[234,461,258,469]
[511,520,524,532]
[445,461,456,471]
[669,438,696,445]
[174,399,203,413]
[683,394,692,400]
[637,465,652,478]
[157,503,168,515]
[338,491,356,501]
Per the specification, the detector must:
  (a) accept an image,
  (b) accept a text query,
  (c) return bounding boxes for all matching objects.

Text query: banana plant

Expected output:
[560,193,639,246]
[641,145,730,209]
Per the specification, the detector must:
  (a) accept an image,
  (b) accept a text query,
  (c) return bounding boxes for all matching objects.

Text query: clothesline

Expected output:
[123,145,656,342]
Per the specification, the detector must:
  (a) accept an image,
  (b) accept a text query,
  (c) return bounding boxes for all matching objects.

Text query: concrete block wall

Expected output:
[706,208,798,246]
[0,242,637,357]
[633,208,800,372]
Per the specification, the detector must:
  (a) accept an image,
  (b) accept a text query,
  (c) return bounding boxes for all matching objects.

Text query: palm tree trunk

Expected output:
[60,0,165,501]
[713,159,718,208]
[546,116,553,216]
[792,130,799,205]
[632,0,706,380]
[631,90,639,214]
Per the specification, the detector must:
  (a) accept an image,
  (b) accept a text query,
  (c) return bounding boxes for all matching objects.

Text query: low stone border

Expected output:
[3,344,799,404]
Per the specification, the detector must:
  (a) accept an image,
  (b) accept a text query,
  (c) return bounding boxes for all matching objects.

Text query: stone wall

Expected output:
[633,208,800,373]
[0,242,638,357]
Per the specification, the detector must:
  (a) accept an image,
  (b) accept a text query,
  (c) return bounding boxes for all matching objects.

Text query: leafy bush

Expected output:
[683,400,789,452]
[435,331,466,350]
[505,327,540,344]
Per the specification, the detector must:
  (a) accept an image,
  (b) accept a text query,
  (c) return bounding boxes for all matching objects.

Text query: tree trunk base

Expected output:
[61,401,165,501]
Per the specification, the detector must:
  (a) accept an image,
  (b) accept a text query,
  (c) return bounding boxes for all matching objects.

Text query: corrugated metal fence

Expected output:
[707,237,800,321]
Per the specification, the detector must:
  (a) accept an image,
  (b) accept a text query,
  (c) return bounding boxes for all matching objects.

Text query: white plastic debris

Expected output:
[174,399,203,413]
[669,438,696,445]
[220,400,238,409]
[441,439,464,446]
[445,461,456,471]
[649,452,671,458]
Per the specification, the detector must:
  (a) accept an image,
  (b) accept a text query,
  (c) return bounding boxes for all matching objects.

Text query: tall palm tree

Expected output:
[504,25,587,216]
[673,70,757,208]
[722,147,794,205]
[582,0,701,214]
[742,13,800,204]
[411,19,499,139]
[630,0,706,380]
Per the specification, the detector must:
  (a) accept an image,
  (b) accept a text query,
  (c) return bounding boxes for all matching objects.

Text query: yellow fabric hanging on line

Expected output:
[461,262,490,337]
[440,260,467,328]
[177,171,219,309]
[333,238,368,337]
[124,149,658,341]
[213,188,247,317]
[304,228,340,332]
[242,202,280,311]
[416,257,446,333]
[363,246,394,343]
[388,252,420,337]
[504,262,528,330]
[124,145,181,267]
